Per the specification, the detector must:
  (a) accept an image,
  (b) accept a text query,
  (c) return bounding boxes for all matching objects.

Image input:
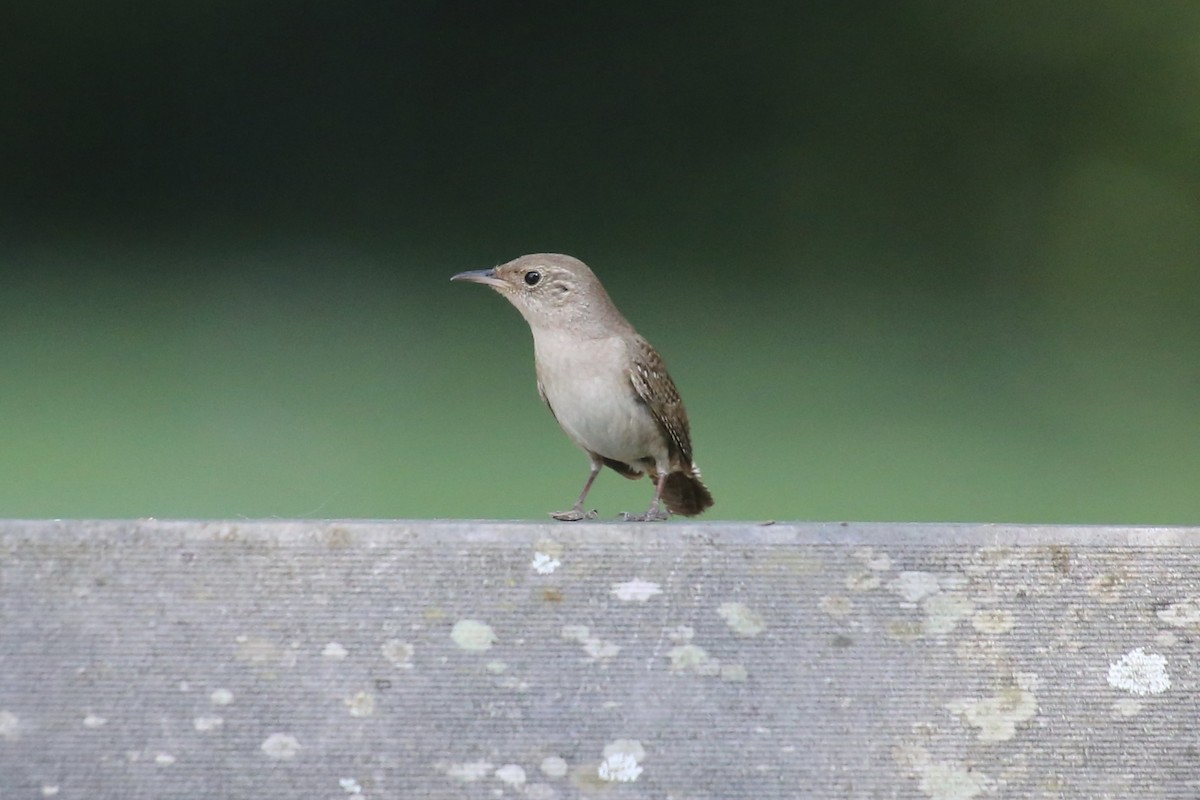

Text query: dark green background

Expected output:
[5,2,1198,522]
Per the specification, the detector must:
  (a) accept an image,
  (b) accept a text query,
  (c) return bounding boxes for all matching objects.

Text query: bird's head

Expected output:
[452,253,621,334]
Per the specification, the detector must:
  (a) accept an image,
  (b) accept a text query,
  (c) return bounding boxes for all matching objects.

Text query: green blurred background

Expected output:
[4,2,1198,522]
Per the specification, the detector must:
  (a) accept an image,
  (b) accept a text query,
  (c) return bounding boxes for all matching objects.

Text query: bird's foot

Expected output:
[550,507,597,522]
[619,506,670,522]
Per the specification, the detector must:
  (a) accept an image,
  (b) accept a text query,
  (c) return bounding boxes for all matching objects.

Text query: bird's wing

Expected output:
[626,335,694,465]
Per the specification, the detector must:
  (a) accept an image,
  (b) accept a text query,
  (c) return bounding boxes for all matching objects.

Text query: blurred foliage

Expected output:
[2,2,1198,521]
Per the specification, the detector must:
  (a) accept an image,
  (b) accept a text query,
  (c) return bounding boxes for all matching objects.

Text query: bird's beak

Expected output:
[451,268,507,289]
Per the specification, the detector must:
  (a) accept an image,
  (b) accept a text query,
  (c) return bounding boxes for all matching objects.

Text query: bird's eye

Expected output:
[524,270,541,286]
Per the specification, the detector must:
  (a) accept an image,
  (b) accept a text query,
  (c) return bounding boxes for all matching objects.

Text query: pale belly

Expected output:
[533,333,666,467]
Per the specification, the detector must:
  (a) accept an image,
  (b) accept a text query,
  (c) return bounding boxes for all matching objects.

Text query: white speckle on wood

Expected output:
[665,625,694,642]
[922,593,975,635]
[891,572,941,603]
[598,752,642,782]
[560,625,620,662]
[82,713,107,729]
[193,715,223,732]
[717,601,766,636]
[540,755,568,778]
[603,739,645,762]
[497,675,530,691]
[946,686,1038,742]
[0,711,19,741]
[720,663,749,682]
[445,759,493,782]
[916,760,993,799]
[531,552,562,574]
[344,691,376,717]
[1108,648,1170,695]
[236,636,283,665]
[1112,698,1143,716]
[598,740,645,782]
[154,752,176,766]
[853,547,893,571]
[1014,671,1041,692]
[261,733,301,759]
[495,763,527,786]
[1156,598,1200,627]
[41,785,60,797]
[382,639,415,668]
[560,624,588,640]
[582,637,620,661]
[845,571,882,592]
[1154,630,1178,648]
[209,688,235,706]
[611,578,661,602]
[322,642,348,659]
[339,777,362,794]
[451,619,498,652]
[667,643,721,676]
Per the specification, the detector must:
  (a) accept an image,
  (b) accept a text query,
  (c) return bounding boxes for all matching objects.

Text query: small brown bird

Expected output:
[452,253,714,521]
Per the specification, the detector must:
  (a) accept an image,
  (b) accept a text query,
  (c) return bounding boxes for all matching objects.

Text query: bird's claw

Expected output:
[550,507,597,522]
[619,508,670,522]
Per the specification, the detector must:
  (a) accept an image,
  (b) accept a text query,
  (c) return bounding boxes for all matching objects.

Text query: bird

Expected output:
[451,253,714,521]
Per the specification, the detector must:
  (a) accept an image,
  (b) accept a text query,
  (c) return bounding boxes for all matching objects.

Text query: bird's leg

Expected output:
[550,458,602,521]
[621,472,671,522]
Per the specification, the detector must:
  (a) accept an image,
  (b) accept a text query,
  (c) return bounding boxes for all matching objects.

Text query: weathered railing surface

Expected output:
[1,520,1196,798]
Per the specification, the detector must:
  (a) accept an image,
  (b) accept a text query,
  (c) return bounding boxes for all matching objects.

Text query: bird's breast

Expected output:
[532,331,665,466]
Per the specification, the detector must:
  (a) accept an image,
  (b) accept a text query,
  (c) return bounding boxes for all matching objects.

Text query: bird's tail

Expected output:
[661,465,714,517]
